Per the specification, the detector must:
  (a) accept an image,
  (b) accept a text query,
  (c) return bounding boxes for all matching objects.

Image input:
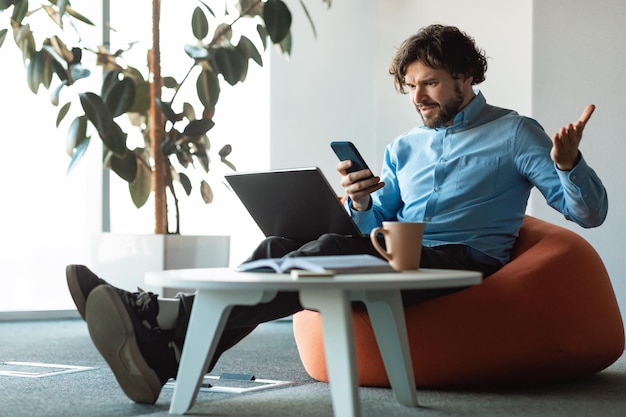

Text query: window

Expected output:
[0,0,269,315]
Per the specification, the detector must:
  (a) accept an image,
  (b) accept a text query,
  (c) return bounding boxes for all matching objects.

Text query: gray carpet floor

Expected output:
[1,319,625,417]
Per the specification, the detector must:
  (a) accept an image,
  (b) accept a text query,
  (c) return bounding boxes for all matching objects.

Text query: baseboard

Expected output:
[0,310,81,322]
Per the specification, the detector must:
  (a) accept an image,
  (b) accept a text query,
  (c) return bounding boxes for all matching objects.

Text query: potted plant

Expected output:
[0,0,330,234]
[1,0,330,292]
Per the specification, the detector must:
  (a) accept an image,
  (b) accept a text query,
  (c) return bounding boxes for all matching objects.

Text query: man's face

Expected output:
[403,61,473,128]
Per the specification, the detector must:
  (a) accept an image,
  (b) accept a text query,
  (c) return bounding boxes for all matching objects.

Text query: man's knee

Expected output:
[249,236,302,260]
[294,233,357,256]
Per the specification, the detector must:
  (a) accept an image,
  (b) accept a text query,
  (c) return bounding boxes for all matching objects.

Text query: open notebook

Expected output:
[237,254,394,275]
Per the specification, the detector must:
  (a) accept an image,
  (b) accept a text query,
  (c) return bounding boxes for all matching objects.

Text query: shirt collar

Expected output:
[451,88,486,128]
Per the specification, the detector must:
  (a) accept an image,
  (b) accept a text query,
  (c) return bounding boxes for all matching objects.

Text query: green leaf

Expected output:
[41,50,55,89]
[26,49,44,94]
[278,31,293,56]
[42,44,68,69]
[66,135,91,175]
[101,70,119,99]
[104,77,136,118]
[125,66,146,83]
[214,47,245,86]
[183,118,215,136]
[263,0,292,44]
[79,92,112,138]
[256,24,268,51]
[184,44,209,60]
[237,35,263,67]
[239,0,264,17]
[108,150,138,183]
[129,155,152,208]
[56,102,71,127]
[128,78,150,114]
[212,23,232,43]
[120,67,149,114]
[182,102,196,121]
[196,68,220,111]
[221,158,237,172]
[15,25,35,62]
[27,48,55,91]
[192,7,209,40]
[61,3,95,26]
[11,0,28,25]
[219,144,236,171]
[218,144,232,158]
[197,0,216,17]
[57,0,69,25]
[0,29,7,48]
[51,58,67,82]
[174,146,192,168]
[69,63,90,81]
[194,139,209,172]
[163,76,178,89]
[156,98,180,123]
[0,0,18,11]
[161,136,178,158]
[200,180,214,204]
[178,172,192,196]
[66,115,88,156]
[66,11,94,26]
[100,121,128,157]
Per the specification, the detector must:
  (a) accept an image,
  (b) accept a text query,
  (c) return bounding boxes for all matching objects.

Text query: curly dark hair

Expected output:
[389,24,488,93]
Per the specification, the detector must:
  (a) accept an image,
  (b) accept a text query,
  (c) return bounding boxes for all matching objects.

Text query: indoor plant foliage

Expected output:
[0,0,330,233]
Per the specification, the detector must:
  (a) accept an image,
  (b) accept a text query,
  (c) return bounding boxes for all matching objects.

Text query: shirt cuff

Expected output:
[346,197,380,233]
[555,154,589,187]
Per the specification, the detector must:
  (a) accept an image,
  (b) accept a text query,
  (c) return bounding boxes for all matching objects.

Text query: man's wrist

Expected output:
[350,197,372,212]
[556,151,582,171]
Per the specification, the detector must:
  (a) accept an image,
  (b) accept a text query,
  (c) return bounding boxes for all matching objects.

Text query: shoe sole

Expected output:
[86,285,162,404]
[66,265,88,320]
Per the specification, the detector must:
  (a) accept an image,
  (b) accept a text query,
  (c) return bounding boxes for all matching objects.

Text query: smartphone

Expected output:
[330,141,371,174]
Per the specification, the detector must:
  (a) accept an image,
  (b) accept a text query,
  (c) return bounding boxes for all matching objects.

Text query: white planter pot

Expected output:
[90,233,230,296]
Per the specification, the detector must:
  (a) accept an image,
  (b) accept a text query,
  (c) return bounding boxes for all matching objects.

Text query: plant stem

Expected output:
[169,64,196,110]
[150,0,168,234]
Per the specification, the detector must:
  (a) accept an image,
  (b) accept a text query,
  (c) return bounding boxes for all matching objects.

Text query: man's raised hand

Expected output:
[551,104,595,171]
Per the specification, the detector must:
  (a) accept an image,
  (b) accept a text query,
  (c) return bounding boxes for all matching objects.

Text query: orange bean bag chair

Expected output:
[293,216,625,388]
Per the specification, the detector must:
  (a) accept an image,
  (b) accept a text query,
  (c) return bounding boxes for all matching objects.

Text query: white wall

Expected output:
[530,0,626,321]
[269,0,626,326]
[269,0,377,183]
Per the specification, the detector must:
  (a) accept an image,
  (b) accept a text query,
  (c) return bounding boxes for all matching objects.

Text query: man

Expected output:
[66,24,607,404]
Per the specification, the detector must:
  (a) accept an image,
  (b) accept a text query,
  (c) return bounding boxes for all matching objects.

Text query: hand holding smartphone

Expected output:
[330,141,371,175]
[331,140,383,210]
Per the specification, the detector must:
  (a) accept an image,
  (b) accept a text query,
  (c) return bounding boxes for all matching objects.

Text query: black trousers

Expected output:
[173,233,502,370]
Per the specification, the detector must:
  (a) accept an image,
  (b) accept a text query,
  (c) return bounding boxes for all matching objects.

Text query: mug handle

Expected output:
[370,227,392,262]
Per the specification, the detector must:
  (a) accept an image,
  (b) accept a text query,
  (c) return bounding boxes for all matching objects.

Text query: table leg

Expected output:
[358,290,418,407]
[169,289,277,415]
[299,289,361,417]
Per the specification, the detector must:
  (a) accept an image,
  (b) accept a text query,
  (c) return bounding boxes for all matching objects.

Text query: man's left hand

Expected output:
[551,104,595,171]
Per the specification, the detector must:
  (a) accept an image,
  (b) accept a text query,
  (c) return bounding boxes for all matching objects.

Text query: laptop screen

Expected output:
[225,167,363,242]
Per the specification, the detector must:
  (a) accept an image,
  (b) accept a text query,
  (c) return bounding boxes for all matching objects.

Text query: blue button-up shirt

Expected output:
[349,91,608,264]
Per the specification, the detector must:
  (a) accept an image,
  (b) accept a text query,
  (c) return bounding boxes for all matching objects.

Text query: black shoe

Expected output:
[86,285,181,404]
[66,265,109,320]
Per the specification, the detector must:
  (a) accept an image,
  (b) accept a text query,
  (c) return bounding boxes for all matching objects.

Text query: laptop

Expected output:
[224,167,364,241]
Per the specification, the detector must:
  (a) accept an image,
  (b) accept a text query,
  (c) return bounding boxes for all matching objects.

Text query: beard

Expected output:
[417,83,464,128]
